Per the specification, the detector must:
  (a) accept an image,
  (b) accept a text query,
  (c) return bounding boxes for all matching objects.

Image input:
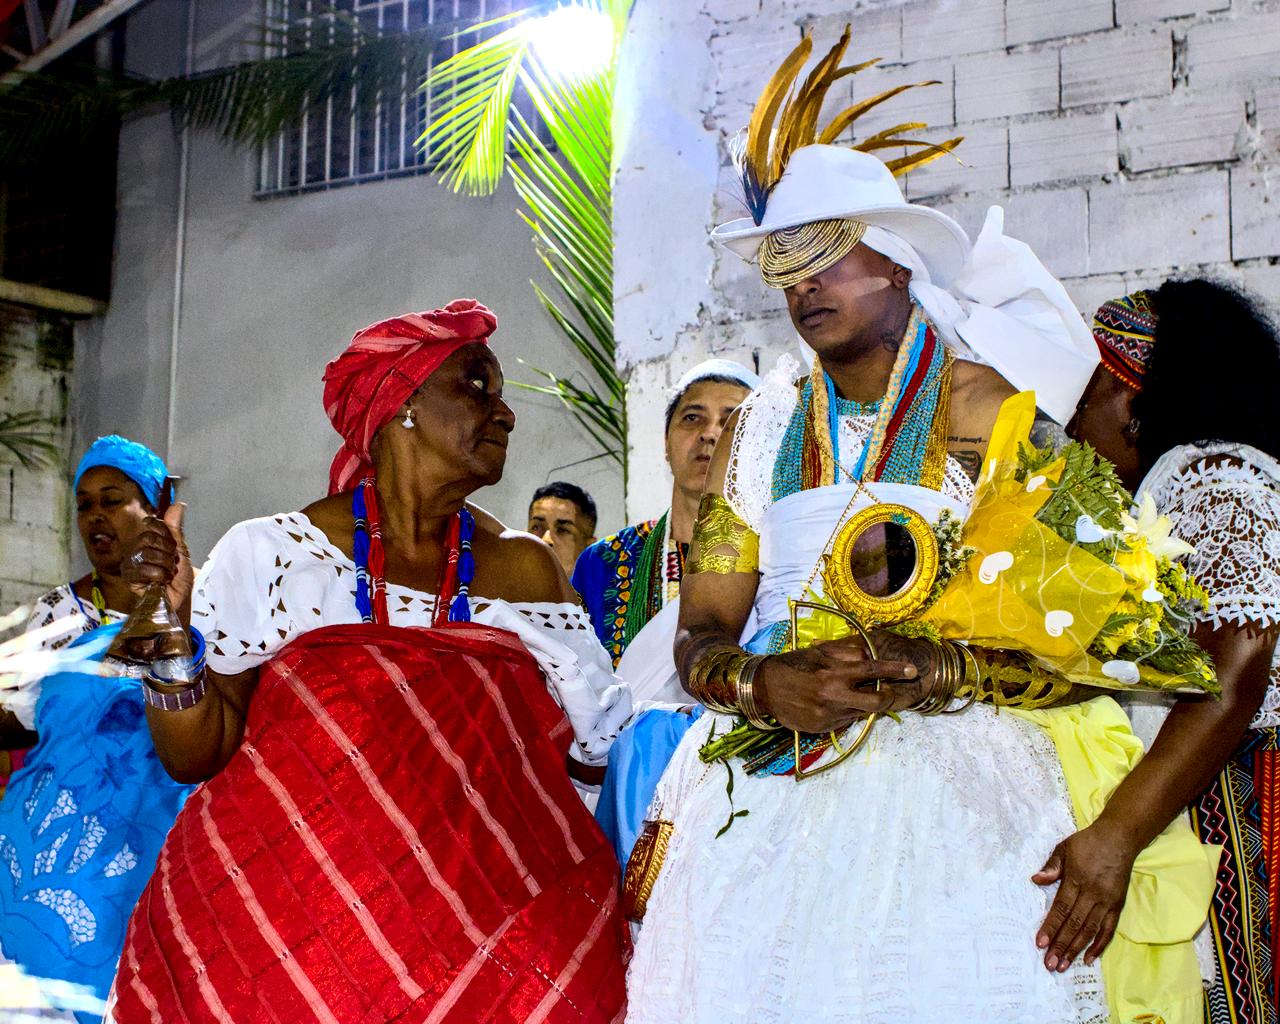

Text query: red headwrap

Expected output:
[322,299,498,494]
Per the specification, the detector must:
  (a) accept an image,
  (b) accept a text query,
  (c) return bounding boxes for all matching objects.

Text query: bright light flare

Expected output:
[526,4,614,80]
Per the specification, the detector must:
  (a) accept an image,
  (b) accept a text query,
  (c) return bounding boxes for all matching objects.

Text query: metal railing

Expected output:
[256,0,524,196]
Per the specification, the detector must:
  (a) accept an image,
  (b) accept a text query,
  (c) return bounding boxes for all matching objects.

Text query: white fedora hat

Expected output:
[713,145,972,289]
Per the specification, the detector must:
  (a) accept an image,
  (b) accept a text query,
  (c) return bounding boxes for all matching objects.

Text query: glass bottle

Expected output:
[105,477,197,683]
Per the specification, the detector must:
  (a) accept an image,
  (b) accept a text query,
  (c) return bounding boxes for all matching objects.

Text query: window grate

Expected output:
[255,0,532,197]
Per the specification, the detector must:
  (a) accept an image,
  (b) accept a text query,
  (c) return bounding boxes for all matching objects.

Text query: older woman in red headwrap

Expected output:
[108,300,632,1023]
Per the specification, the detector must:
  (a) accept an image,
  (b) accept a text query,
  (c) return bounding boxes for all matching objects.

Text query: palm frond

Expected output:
[0,11,463,169]
[424,0,632,478]
[0,411,59,469]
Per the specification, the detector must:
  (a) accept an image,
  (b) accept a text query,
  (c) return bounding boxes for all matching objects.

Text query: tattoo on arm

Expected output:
[945,435,986,483]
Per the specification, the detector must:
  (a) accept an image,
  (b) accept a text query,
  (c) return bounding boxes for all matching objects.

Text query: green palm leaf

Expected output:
[0,411,58,469]
[423,0,633,480]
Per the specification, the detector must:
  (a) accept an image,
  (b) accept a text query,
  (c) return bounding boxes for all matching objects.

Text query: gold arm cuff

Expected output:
[954,647,1075,710]
[687,494,760,575]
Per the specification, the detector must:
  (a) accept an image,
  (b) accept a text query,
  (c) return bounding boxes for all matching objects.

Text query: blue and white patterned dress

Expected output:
[0,621,192,1021]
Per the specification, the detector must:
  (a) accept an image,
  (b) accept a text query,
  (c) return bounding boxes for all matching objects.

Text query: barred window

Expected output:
[256,0,531,196]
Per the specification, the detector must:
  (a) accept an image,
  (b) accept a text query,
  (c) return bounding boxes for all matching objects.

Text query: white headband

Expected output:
[670,358,762,397]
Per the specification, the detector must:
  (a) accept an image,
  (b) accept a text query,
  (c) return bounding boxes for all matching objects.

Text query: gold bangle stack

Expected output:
[908,638,978,716]
[735,655,777,731]
[686,645,778,730]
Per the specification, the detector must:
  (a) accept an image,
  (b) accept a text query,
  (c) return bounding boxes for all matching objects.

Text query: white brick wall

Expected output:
[808,8,902,64]
[1088,170,1230,273]
[1115,0,1228,25]
[1256,80,1280,152]
[1061,26,1173,108]
[1010,112,1117,186]
[0,306,74,616]
[1187,16,1280,90]
[1119,91,1244,172]
[1005,0,1113,46]
[901,0,1004,62]
[1230,169,1280,262]
[616,0,1280,518]
[955,48,1059,122]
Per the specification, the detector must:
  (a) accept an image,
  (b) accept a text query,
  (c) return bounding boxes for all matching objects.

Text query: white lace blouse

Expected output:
[1139,443,1280,730]
[191,512,632,765]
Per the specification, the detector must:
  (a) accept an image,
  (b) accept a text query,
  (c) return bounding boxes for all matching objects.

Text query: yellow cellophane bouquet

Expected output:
[920,391,1218,696]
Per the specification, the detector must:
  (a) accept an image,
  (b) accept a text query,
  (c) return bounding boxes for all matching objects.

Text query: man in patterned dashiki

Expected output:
[572,359,759,690]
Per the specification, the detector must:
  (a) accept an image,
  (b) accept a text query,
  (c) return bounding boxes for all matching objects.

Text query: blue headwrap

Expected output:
[73,436,169,509]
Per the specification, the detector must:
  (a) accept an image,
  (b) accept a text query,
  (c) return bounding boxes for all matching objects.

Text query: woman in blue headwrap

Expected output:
[0,435,192,1022]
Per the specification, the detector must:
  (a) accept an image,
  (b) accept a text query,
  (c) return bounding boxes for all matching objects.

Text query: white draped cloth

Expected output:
[624,360,1109,1024]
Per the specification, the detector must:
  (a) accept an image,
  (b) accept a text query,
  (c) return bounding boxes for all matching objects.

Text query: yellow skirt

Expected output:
[1012,698,1222,1024]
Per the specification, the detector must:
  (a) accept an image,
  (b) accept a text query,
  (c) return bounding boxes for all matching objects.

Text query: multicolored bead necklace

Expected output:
[755,304,956,776]
[771,304,953,503]
[623,509,686,649]
[352,477,474,627]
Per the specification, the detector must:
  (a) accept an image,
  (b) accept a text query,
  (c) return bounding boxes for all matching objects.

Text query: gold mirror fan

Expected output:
[787,503,941,779]
[823,503,940,626]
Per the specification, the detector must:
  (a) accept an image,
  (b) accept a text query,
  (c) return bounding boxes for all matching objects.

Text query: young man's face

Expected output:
[528,496,596,576]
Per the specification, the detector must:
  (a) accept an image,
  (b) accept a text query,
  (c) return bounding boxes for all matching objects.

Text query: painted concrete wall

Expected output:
[72,0,624,571]
[614,0,1280,521]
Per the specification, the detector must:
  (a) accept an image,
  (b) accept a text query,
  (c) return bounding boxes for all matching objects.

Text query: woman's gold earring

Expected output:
[401,412,415,429]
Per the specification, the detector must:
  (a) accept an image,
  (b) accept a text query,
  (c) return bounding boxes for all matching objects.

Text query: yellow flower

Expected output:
[1121,493,1195,560]
[1114,535,1158,587]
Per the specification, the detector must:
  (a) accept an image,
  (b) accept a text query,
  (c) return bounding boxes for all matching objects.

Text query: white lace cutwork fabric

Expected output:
[4,587,126,731]
[724,354,975,531]
[191,512,631,765]
[627,707,1107,1024]
[1139,443,1280,730]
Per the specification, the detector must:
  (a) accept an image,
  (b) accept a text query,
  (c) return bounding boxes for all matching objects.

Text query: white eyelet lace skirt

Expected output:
[625,704,1109,1024]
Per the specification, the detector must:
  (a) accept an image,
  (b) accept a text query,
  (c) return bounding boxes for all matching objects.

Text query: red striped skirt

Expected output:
[112,623,628,1024]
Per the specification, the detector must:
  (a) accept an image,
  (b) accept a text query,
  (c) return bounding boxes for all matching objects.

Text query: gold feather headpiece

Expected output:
[732,25,962,227]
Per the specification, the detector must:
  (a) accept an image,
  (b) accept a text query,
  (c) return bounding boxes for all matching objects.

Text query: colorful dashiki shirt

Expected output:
[573,514,686,668]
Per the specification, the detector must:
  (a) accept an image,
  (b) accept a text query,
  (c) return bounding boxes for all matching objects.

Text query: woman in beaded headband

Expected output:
[1067,278,1280,1024]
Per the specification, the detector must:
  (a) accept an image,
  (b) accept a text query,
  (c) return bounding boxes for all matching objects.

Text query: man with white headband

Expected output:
[572,357,759,685]
[624,27,1209,1024]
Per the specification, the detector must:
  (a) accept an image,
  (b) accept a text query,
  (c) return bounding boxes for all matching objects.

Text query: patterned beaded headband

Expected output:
[1091,291,1158,392]
[758,218,868,288]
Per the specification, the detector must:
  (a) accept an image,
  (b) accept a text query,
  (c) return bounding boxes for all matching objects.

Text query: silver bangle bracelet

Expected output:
[142,671,208,712]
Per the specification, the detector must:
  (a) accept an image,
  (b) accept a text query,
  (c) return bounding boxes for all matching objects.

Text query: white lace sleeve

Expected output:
[1142,446,1280,631]
[470,599,632,767]
[724,354,802,531]
[191,519,281,675]
[2,587,94,729]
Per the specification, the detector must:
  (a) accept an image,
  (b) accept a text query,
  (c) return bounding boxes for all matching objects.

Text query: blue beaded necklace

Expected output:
[351,477,475,626]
